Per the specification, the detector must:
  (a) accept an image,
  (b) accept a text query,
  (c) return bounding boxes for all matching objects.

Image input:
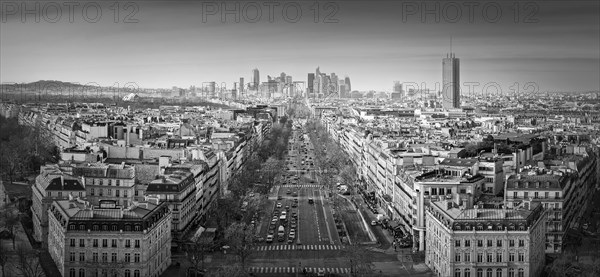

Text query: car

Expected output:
[277,195,282,200]
[308,198,314,204]
[266,235,274,243]
[278,236,285,242]
[268,229,275,235]
[286,190,291,194]
[317,268,325,276]
[291,222,297,229]
[287,237,294,244]
[292,212,297,218]
[285,205,290,210]
[292,203,297,208]
[371,220,378,226]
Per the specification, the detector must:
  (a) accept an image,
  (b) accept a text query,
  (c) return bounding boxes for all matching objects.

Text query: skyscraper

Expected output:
[252,68,260,90]
[344,76,351,92]
[442,53,460,109]
[239,77,244,93]
[308,73,315,96]
[392,81,403,100]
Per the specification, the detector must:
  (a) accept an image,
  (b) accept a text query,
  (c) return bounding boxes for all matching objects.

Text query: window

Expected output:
[464,253,470,262]
[70,268,76,277]
[487,240,492,247]
[508,269,515,277]
[116,180,120,186]
[79,268,85,277]
[455,269,461,277]
[455,240,461,247]
[477,253,483,263]
[102,239,108,247]
[116,190,120,197]
[518,269,524,277]
[555,192,560,198]
[455,253,461,262]
[70,252,75,262]
[47,192,52,197]
[534,192,539,198]
[125,270,130,277]
[108,179,112,186]
[93,225,99,231]
[431,188,437,195]
[91,188,95,196]
[124,190,128,197]
[108,189,112,196]
[80,239,85,247]
[102,253,108,263]
[135,240,140,248]
[134,253,140,263]
[465,269,471,277]
[496,252,502,262]
[79,252,85,261]
[509,240,515,247]
[92,252,98,262]
[486,269,493,277]
[518,240,524,247]
[99,189,103,196]
[518,252,524,262]
[125,240,131,248]
[112,239,117,247]
[135,190,139,196]
[509,253,515,262]
[93,239,98,247]
[134,270,140,277]
[477,240,483,247]
[477,268,483,277]
[70,239,76,247]
[58,192,62,197]
[513,192,517,198]
[487,253,493,262]
[111,253,117,262]
[465,240,471,247]
[125,253,131,262]
[497,240,502,247]
[524,192,528,198]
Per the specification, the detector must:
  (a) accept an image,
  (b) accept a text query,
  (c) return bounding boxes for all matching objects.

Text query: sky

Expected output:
[1,0,599,93]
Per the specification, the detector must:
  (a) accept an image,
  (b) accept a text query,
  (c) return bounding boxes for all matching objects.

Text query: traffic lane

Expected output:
[313,190,331,244]
[321,193,342,245]
[356,198,393,249]
[298,187,319,245]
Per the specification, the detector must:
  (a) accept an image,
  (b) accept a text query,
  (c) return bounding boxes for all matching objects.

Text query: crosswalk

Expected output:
[255,244,344,251]
[280,184,320,188]
[247,267,350,274]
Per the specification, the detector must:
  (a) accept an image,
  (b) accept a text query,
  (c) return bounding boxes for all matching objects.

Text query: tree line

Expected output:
[0,116,60,184]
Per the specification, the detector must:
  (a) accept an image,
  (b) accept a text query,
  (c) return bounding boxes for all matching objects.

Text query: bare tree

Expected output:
[224,222,255,272]
[343,243,374,277]
[0,242,9,277]
[15,247,44,277]
[206,263,249,277]
[186,237,215,276]
[1,204,20,249]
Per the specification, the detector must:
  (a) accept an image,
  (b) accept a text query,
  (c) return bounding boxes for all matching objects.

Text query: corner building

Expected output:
[47,198,171,277]
[425,200,546,277]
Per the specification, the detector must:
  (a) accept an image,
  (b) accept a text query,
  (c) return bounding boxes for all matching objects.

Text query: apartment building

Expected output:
[71,163,136,207]
[47,198,171,277]
[32,165,86,246]
[505,145,599,254]
[145,167,196,246]
[425,200,546,277]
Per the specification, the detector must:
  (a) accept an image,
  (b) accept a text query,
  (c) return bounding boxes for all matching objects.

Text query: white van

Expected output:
[278,226,285,237]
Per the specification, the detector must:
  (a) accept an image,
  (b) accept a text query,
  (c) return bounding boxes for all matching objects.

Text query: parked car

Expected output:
[371,220,378,226]
[266,235,274,243]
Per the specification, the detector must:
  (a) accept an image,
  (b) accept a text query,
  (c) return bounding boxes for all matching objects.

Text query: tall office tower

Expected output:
[285,76,293,96]
[308,73,315,96]
[392,81,403,100]
[339,79,346,98]
[239,77,244,93]
[330,73,339,97]
[252,68,260,89]
[442,53,460,109]
[344,76,351,92]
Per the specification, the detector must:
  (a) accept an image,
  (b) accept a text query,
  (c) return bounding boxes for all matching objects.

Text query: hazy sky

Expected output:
[1,0,599,93]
